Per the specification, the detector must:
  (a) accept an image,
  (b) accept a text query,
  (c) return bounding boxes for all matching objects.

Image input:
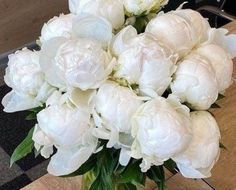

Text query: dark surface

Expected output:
[0,174,32,190]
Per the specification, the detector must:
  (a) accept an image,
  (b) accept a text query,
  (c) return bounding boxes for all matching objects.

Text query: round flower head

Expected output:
[40,37,115,90]
[146,9,210,58]
[171,53,219,110]
[69,0,125,29]
[196,44,233,92]
[34,95,98,176]
[2,48,55,112]
[173,111,220,178]
[93,81,143,145]
[112,26,177,97]
[131,95,192,172]
[40,14,75,44]
[123,0,169,16]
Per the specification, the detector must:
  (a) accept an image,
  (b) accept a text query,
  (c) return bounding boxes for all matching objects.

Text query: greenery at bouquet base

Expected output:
[61,145,168,190]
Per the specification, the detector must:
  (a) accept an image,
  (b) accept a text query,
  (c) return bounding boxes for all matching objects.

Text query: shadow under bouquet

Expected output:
[2,0,236,189]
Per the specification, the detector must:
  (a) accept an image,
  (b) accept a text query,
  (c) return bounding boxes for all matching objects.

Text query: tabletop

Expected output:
[22,21,236,190]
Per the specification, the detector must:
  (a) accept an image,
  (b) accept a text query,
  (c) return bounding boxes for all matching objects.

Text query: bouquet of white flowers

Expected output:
[2,0,236,189]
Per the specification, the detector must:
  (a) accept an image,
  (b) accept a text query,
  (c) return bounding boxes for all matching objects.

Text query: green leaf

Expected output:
[211,103,221,109]
[118,160,145,186]
[217,94,225,101]
[25,112,37,120]
[164,159,177,173]
[10,128,34,167]
[147,166,166,190]
[61,154,97,177]
[89,167,113,190]
[123,183,137,190]
[219,142,227,150]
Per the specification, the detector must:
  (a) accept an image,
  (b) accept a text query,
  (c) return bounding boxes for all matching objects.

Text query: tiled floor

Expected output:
[0,85,47,190]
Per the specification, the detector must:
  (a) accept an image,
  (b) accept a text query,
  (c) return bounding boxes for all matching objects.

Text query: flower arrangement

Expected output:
[2,0,236,189]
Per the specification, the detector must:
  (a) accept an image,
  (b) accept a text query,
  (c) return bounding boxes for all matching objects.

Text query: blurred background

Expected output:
[0,0,235,189]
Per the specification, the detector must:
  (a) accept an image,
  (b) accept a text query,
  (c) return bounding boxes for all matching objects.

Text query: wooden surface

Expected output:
[205,21,236,190]
[0,0,69,54]
[21,21,236,190]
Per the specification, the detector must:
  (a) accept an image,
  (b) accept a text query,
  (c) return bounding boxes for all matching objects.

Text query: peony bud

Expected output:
[146,9,210,58]
[131,96,192,172]
[171,53,218,110]
[196,44,233,92]
[69,0,125,29]
[173,111,220,178]
[40,14,75,44]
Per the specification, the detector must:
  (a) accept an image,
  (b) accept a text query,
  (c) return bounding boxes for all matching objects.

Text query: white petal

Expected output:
[119,148,131,166]
[72,14,113,48]
[2,91,40,113]
[47,146,94,176]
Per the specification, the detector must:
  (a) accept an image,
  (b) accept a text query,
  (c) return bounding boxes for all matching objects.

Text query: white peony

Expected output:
[72,14,113,48]
[123,0,169,16]
[172,9,210,44]
[40,14,75,44]
[2,48,55,113]
[173,111,220,178]
[146,9,210,58]
[93,81,143,141]
[196,44,233,92]
[37,104,91,148]
[171,53,219,110]
[69,0,125,29]
[131,96,192,172]
[40,37,116,90]
[112,27,177,97]
[34,100,98,176]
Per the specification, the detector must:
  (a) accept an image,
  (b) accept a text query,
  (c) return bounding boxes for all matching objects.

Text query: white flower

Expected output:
[37,104,91,148]
[123,0,169,16]
[112,27,177,97]
[93,81,143,147]
[2,48,55,113]
[172,9,210,44]
[40,37,116,90]
[34,99,98,176]
[72,14,113,48]
[173,111,220,178]
[196,44,233,92]
[146,9,210,58]
[40,14,75,44]
[131,96,192,172]
[69,0,125,29]
[171,53,218,110]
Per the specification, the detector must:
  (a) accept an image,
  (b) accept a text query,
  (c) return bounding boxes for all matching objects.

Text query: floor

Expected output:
[0,85,48,190]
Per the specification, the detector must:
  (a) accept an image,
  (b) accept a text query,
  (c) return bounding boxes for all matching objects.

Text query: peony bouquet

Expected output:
[2,0,236,189]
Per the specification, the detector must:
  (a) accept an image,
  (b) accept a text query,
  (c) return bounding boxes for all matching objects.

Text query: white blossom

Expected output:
[40,14,75,44]
[171,53,219,110]
[112,27,177,97]
[69,0,125,29]
[173,111,220,178]
[2,48,55,112]
[131,96,192,172]
[196,44,233,92]
[40,38,116,90]
[146,9,210,58]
